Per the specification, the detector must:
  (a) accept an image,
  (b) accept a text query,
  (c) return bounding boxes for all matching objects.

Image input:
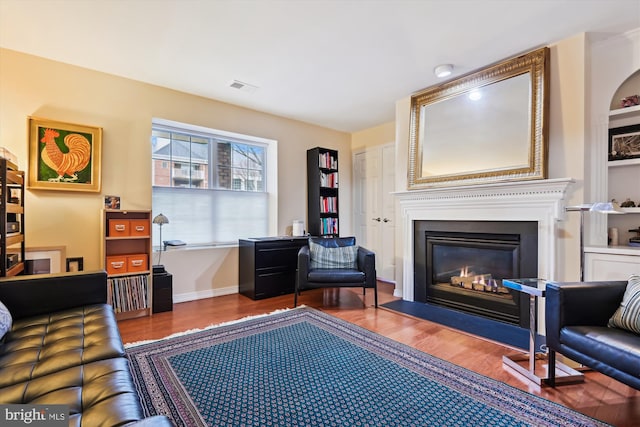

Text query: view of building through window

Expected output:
[151,122,270,246]
[151,130,265,191]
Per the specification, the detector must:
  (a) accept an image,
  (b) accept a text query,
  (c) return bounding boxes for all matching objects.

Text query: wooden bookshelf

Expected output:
[101,209,152,319]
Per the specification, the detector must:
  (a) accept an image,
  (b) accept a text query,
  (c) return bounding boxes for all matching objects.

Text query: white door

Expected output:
[353,143,395,282]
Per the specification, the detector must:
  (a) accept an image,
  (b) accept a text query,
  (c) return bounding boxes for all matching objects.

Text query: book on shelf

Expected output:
[320,171,338,188]
[321,217,339,235]
[320,196,337,213]
[318,152,337,170]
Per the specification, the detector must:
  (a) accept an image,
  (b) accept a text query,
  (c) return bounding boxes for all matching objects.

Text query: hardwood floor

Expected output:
[118,282,640,427]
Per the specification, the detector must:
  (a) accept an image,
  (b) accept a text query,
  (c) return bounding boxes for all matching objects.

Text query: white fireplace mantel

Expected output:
[394,178,575,301]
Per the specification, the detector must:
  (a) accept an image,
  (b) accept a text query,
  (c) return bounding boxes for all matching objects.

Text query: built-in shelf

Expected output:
[585,245,640,256]
[609,104,640,117]
[608,158,640,167]
[621,207,640,213]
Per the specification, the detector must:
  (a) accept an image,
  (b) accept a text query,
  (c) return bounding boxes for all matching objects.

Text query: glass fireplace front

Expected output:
[414,221,537,328]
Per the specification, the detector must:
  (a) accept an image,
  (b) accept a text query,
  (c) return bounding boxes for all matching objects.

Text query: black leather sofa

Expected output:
[545,280,640,390]
[0,271,174,426]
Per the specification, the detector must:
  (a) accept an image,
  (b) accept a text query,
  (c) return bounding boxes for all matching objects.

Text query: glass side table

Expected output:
[502,278,584,386]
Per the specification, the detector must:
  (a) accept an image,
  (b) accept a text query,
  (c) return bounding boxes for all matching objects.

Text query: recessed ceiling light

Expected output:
[228,80,259,93]
[434,64,453,78]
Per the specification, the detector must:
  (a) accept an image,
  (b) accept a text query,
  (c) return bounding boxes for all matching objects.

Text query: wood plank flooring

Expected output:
[118,282,640,427]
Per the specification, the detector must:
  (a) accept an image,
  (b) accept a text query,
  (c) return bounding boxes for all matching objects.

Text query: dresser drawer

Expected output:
[255,241,307,269]
[255,270,296,299]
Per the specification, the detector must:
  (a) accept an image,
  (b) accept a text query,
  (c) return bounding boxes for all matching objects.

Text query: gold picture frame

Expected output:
[28,117,102,192]
[408,47,549,189]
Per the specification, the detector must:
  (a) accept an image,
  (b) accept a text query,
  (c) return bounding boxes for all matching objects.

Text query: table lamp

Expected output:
[152,213,169,266]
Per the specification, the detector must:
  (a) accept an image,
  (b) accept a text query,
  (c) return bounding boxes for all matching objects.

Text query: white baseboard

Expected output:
[173,285,238,303]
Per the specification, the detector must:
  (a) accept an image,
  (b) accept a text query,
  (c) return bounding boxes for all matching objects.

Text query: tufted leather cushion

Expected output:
[0,304,124,388]
[0,357,145,427]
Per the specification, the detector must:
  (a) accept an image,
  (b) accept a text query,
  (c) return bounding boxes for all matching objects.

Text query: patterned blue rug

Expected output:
[126,307,609,427]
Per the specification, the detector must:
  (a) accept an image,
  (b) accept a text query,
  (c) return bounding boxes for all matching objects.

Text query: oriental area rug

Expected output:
[125,307,609,427]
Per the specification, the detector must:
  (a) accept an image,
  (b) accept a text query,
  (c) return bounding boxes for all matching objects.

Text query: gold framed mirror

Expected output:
[408,47,549,189]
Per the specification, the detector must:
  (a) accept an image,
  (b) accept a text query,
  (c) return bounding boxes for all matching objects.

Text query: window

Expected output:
[151,119,276,246]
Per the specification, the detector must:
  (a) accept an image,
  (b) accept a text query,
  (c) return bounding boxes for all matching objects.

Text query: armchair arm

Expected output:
[0,271,108,320]
[357,246,376,288]
[545,280,627,349]
[296,245,311,289]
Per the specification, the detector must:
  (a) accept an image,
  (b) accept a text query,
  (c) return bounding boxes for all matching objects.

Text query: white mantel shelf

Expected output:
[394,178,576,302]
[394,178,575,209]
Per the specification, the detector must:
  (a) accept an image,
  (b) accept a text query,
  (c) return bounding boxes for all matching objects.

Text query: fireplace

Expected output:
[414,220,537,328]
[394,179,573,345]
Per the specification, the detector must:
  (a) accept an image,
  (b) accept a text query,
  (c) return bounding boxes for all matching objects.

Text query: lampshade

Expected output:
[153,213,169,225]
[589,201,625,214]
[566,201,626,214]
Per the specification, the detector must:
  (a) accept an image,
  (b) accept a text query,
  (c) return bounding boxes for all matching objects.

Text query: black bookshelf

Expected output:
[307,147,339,237]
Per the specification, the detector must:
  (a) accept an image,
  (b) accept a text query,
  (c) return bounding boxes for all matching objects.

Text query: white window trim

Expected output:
[152,117,278,240]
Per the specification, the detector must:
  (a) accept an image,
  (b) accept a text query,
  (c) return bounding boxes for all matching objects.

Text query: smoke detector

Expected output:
[228,80,259,93]
[434,64,454,78]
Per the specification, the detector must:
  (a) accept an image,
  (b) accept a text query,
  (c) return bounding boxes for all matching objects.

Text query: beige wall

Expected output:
[547,33,588,281]
[0,48,351,298]
[351,121,395,151]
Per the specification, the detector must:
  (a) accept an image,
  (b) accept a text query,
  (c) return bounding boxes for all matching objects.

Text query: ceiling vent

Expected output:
[229,80,258,93]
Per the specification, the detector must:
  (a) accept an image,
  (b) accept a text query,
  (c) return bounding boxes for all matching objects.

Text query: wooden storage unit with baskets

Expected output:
[101,209,152,319]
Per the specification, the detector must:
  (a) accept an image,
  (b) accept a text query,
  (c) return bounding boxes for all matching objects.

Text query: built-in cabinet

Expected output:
[585,247,640,281]
[307,147,339,237]
[607,100,640,245]
[585,65,640,280]
[101,209,152,319]
[0,159,24,277]
[605,77,640,248]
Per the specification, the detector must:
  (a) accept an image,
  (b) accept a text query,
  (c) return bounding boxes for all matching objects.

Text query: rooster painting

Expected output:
[39,128,91,182]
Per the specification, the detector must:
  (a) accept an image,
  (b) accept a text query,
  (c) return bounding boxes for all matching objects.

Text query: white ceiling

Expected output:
[1,0,639,133]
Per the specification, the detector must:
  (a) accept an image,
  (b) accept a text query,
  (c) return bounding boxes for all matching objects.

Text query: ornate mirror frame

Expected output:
[408,47,549,189]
